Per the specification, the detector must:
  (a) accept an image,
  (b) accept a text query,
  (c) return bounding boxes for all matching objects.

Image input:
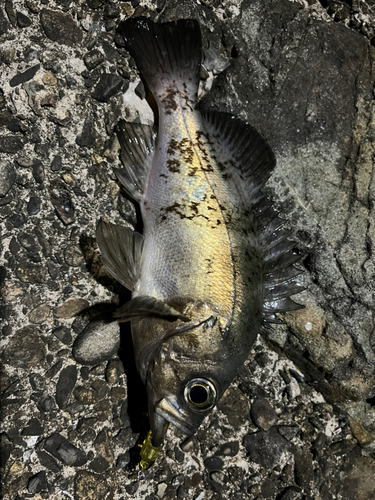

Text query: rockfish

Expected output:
[96,17,303,462]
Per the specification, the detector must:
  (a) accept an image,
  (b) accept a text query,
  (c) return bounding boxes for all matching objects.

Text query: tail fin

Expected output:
[117,17,201,102]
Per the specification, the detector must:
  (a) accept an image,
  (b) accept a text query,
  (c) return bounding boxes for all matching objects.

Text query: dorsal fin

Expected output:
[96,219,143,291]
[200,110,304,321]
[114,120,156,202]
[201,109,276,204]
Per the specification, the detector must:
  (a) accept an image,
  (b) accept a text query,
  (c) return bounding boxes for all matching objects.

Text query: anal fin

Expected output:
[115,120,156,202]
[96,219,143,291]
[114,296,189,323]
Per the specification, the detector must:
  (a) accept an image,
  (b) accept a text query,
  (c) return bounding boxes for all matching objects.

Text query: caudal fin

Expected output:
[117,17,202,103]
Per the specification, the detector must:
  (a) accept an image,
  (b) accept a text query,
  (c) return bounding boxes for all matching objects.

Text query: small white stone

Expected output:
[26,436,38,447]
[305,322,312,331]
[157,483,167,498]
[23,449,32,462]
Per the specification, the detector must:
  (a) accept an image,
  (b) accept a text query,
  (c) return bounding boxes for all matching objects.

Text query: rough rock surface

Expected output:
[1,0,374,499]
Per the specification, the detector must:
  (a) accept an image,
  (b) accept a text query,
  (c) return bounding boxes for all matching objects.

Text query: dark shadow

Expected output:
[116,293,150,470]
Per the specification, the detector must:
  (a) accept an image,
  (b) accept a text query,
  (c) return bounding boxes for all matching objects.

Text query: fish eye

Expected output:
[183,378,217,412]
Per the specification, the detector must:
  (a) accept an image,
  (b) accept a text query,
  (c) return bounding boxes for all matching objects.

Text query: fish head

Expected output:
[140,308,239,446]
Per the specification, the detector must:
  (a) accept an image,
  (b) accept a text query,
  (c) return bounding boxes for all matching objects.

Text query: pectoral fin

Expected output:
[114,295,189,323]
[115,120,156,202]
[96,219,143,291]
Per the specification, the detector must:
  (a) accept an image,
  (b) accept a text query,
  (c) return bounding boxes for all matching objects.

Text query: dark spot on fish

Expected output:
[168,137,195,165]
[207,206,216,211]
[167,159,180,173]
[188,165,198,177]
[161,85,178,113]
[159,173,167,178]
[164,202,181,213]
[167,139,178,156]
[201,163,214,172]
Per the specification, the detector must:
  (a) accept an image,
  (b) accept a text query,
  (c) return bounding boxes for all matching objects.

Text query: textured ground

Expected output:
[1,0,375,499]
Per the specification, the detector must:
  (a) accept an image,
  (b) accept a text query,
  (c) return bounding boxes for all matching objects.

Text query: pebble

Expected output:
[217,386,249,427]
[29,303,51,323]
[125,481,139,495]
[105,358,124,385]
[72,317,120,365]
[50,190,75,225]
[42,71,57,86]
[8,213,25,228]
[15,263,47,284]
[0,161,16,196]
[214,441,239,457]
[53,298,89,319]
[9,64,40,87]
[74,470,110,500]
[0,135,23,154]
[243,428,289,469]
[51,155,62,171]
[40,9,83,47]
[204,456,224,472]
[17,11,32,28]
[91,73,126,102]
[2,326,46,368]
[278,486,303,500]
[110,386,126,400]
[21,417,44,436]
[29,373,45,391]
[56,365,77,409]
[46,359,63,379]
[37,393,56,412]
[278,426,300,441]
[250,397,278,431]
[27,470,47,494]
[4,1,16,25]
[44,432,87,466]
[84,49,104,70]
[93,429,114,465]
[36,450,62,473]
[64,244,84,267]
[73,379,108,405]
[52,325,72,344]
[76,118,98,147]
[294,449,314,489]
[27,196,41,215]
[0,433,13,468]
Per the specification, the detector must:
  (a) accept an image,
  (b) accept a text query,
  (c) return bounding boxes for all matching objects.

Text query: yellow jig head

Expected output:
[139,430,161,471]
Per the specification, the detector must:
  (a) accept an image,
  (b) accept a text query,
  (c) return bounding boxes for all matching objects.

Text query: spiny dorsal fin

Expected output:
[114,295,189,323]
[200,110,304,321]
[96,219,143,291]
[201,109,276,203]
[114,120,156,202]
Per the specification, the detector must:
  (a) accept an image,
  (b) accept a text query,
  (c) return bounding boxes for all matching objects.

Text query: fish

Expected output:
[96,16,304,467]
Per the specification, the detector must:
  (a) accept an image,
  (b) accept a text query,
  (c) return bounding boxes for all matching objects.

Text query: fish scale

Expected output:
[95,16,305,468]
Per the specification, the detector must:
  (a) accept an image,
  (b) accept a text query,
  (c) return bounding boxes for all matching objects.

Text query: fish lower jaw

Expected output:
[155,397,195,436]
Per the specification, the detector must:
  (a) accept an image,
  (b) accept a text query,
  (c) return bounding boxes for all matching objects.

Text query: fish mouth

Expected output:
[154,396,196,436]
